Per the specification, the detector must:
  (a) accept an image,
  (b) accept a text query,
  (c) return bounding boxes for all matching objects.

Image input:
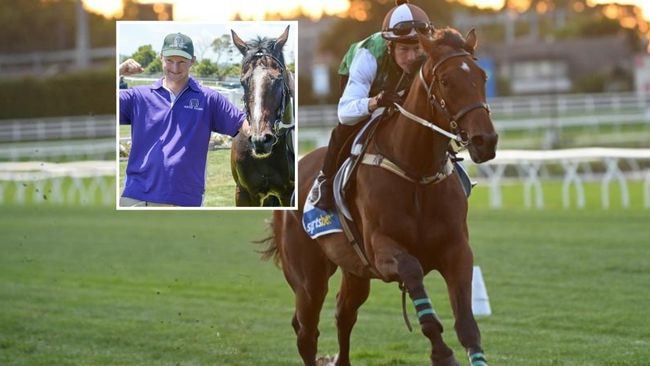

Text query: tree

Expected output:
[221,64,241,79]
[0,0,116,52]
[145,58,162,74]
[211,34,236,66]
[194,59,217,77]
[131,44,157,68]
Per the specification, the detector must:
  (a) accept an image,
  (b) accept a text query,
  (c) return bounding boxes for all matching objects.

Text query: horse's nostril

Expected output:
[263,133,275,145]
[471,135,484,146]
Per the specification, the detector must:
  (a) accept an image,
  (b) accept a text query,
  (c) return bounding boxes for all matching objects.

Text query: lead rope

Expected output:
[400,282,413,332]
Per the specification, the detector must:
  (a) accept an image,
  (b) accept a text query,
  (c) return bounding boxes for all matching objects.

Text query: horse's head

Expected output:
[232,26,290,158]
[418,28,498,163]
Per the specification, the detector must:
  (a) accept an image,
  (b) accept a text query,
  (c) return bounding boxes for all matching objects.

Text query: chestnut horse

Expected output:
[262,28,497,365]
[230,26,295,206]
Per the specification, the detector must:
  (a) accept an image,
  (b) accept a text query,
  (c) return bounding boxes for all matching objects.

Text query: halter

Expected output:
[395,50,490,150]
[242,51,294,137]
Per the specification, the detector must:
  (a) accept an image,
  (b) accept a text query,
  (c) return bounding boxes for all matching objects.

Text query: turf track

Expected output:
[1,206,648,365]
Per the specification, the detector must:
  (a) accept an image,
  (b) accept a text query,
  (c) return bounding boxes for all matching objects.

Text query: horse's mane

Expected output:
[241,36,286,67]
[431,27,471,53]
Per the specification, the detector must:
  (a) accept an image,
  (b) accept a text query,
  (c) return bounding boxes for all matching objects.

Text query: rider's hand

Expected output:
[119,59,144,76]
[375,90,402,108]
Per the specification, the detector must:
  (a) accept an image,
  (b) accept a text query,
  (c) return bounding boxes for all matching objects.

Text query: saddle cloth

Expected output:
[302,178,343,239]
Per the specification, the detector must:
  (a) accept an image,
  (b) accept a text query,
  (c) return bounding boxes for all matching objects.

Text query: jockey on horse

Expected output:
[310,0,434,210]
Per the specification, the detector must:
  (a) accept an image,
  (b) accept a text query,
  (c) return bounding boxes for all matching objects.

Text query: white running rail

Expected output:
[460,148,650,209]
[0,161,114,206]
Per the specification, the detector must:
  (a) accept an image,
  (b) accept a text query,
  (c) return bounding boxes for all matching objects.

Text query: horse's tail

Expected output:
[255,217,281,267]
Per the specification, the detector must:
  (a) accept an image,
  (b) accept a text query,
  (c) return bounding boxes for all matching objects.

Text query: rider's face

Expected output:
[392,42,423,73]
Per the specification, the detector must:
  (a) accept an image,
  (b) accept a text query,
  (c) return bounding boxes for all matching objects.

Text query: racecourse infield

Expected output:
[0,205,648,365]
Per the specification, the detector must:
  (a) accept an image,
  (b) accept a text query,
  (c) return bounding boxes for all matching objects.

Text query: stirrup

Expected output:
[308,172,326,204]
[309,172,333,209]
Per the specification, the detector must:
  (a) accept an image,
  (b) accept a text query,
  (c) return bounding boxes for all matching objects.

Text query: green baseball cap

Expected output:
[161,32,194,59]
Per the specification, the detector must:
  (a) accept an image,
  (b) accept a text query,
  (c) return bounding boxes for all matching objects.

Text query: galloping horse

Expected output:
[261,28,498,365]
[230,26,295,206]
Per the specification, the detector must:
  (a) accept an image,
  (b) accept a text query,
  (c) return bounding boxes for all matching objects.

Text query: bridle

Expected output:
[393,50,490,151]
[241,51,294,138]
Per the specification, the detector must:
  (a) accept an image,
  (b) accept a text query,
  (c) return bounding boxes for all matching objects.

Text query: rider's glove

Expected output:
[376,90,402,108]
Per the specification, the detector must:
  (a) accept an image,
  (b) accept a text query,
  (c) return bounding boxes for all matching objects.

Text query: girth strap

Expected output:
[361,153,454,185]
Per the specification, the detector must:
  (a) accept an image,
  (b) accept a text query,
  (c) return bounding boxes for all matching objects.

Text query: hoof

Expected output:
[432,354,460,366]
[315,353,338,366]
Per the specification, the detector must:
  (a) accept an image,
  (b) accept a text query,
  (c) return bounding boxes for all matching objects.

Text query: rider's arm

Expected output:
[337,49,378,125]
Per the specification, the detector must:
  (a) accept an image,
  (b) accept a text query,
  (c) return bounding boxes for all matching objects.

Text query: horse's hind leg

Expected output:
[441,247,487,366]
[278,214,334,365]
[292,277,328,366]
[334,271,370,366]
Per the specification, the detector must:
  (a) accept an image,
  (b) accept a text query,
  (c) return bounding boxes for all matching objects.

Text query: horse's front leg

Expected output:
[281,188,294,208]
[440,244,487,366]
[235,185,254,206]
[372,236,458,366]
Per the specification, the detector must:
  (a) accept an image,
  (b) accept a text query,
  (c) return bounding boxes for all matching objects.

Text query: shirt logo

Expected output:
[184,98,203,111]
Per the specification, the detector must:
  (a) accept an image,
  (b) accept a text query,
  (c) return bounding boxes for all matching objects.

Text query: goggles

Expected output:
[386,21,432,36]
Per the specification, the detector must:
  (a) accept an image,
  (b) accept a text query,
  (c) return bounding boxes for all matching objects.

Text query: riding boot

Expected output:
[312,124,357,210]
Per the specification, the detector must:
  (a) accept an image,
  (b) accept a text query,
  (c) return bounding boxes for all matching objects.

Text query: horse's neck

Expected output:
[376,83,449,175]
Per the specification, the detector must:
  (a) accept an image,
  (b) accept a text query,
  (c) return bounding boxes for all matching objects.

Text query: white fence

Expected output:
[0,161,114,206]
[299,92,650,148]
[0,115,114,142]
[1,149,648,208]
[462,148,650,209]
[0,47,114,74]
[0,115,115,161]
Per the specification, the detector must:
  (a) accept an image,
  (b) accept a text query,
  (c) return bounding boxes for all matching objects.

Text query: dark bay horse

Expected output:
[230,26,295,207]
[262,28,498,365]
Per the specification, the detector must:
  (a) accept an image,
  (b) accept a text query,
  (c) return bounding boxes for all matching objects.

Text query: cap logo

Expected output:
[172,36,185,49]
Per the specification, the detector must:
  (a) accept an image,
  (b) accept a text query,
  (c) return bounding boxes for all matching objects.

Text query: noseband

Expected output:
[394,50,490,150]
[242,51,294,137]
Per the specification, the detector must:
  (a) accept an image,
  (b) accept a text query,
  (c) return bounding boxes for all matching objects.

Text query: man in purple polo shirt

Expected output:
[119,32,249,207]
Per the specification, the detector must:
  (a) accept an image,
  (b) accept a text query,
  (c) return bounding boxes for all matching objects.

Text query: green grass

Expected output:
[469,180,648,210]
[0,206,649,365]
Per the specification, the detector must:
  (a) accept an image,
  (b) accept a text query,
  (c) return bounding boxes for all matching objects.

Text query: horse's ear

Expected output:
[274,25,290,53]
[465,28,478,54]
[231,29,248,56]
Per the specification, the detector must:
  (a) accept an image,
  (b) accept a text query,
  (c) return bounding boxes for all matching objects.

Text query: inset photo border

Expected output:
[116,20,298,210]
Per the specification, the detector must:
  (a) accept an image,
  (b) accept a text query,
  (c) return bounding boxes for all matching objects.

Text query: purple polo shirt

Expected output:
[119,77,244,206]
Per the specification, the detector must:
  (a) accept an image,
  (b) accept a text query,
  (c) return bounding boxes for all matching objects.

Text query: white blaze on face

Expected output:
[461,62,470,73]
[251,67,266,129]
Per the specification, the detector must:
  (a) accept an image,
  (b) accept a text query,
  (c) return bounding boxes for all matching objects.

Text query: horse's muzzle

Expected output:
[468,132,498,163]
[250,132,277,156]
